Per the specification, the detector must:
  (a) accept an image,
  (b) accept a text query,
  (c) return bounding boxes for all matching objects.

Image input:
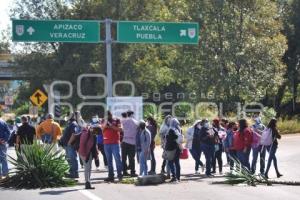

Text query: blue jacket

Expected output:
[0,119,10,142]
[224,129,234,149]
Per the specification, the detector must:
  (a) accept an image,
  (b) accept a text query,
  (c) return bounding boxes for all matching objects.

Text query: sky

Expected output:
[0,0,13,33]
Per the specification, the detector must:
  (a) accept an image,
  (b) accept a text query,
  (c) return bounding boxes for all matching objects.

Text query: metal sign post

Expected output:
[105,19,113,97]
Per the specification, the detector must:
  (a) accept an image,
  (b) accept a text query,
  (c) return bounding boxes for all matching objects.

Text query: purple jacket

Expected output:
[121,118,139,145]
[79,127,95,161]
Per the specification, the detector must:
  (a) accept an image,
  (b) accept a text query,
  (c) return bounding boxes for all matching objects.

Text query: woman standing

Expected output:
[159,115,172,175]
[186,120,204,174]
[212,119,225,174]
[146,116,158,175]
[165,118,183,182]
[224,122,237,171]
[264,118,282,179]
[233,119,253,170]
[136,121,151,176]
[78,125,98,189]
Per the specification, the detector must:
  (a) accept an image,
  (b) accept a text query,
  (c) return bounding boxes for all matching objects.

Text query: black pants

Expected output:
[212,147,223,173]
[150,147,156,172]
[97,143,108,167]
[121,142,136,174]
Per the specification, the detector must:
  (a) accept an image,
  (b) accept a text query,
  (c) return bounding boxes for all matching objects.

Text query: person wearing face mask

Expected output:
[233,119,253,170]
[91,115,108,170]
[78,125,99,189]
[211,118,226,174]
[136,120,151,176]
[199,119,215,177]
[224,122,238,171]
[186,120,204,174]
[250,115,266,175]
[165,118,183,183]
[159,115,172,176]
[101,111,123,182]
[59,111,83,179]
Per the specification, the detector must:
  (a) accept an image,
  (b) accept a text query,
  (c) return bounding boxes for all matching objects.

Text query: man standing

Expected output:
[36,113,62,144]
[101,111,123,182]
[0,115,10,180]
[121,111,139,177]
[16,116,36,150]
[59,112,82,179]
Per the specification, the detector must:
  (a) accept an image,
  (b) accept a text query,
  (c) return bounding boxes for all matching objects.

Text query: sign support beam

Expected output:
[105,19,113,97]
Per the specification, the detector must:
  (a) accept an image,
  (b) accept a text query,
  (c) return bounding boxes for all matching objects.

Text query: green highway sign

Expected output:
[117,21,199,44]
[12,19,100,43]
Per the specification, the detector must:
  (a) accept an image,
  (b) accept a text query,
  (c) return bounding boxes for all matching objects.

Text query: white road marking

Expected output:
[79,188,103,200]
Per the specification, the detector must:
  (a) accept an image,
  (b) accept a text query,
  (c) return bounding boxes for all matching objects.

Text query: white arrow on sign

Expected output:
[27,26,35,35]
[180,29,187,37]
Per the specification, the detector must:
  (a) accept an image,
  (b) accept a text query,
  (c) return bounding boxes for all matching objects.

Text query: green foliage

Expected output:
[277,118,300,134]
[7,0,299,119]
[213,157,300,186]
[262,107,277,124]
[0,141,76,189]
[14,102,30,116]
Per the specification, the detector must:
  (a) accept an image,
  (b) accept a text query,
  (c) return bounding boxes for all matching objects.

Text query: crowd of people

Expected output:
[0,111,282,189]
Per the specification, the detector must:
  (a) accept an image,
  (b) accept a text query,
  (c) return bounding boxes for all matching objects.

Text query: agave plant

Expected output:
[0,140,76,189]
[213,157,300,186]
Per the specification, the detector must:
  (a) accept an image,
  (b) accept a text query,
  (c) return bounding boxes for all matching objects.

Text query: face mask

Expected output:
[203,123,209,128]
[92,118,98,123]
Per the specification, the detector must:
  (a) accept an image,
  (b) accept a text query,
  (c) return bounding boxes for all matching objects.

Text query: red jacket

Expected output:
[233,128,253,151]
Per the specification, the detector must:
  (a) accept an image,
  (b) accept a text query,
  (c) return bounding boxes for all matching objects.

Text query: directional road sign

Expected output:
[12,19,100,43]
[117,21,199,44]
[30,89,48,107]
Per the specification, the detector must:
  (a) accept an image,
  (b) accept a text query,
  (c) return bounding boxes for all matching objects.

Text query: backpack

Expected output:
[59,125,71,147]
[260,128,273,146]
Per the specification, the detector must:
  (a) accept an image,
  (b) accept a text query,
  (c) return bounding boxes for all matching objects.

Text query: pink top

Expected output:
[78,127,94,161]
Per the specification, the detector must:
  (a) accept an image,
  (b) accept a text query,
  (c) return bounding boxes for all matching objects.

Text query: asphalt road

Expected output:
[1,134,300,200]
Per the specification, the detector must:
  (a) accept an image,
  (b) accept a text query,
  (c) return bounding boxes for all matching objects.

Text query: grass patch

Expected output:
[277,118,300,134]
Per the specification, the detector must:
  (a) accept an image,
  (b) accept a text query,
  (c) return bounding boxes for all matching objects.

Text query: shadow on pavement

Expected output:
[39,189,79,195]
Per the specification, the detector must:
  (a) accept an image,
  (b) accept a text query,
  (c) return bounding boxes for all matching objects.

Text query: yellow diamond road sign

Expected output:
[30,89,48,107]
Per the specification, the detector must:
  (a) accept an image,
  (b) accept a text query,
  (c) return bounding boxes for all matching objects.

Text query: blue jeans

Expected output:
[265,144,280,176]
[228,150,237,170]
[0,144,8,176]
[189,147,204,171]
[168,152,181,180]
[139,151,148,176]
[65,145,79,178]
[251,145,266,174]
[104,144,122,178]
[41,134,53,144]
[236,149,251,170]
[200,144,214,175]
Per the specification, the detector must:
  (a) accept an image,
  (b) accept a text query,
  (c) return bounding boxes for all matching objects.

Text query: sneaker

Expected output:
[85,182,95,190]
[130,173,138,177]
[219,171,223,175]
[195,170,200,174]
[148,171,156,175]
[104,177,115,182]
[96,167,100,171]
[170,177,178,183]
[123,171,130,176]
[201,165,205,173]
[160,169,166,174]
[166,174,171,179]
[206,174,214,178]
[118,176,123,182]
[277,173,283,178]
